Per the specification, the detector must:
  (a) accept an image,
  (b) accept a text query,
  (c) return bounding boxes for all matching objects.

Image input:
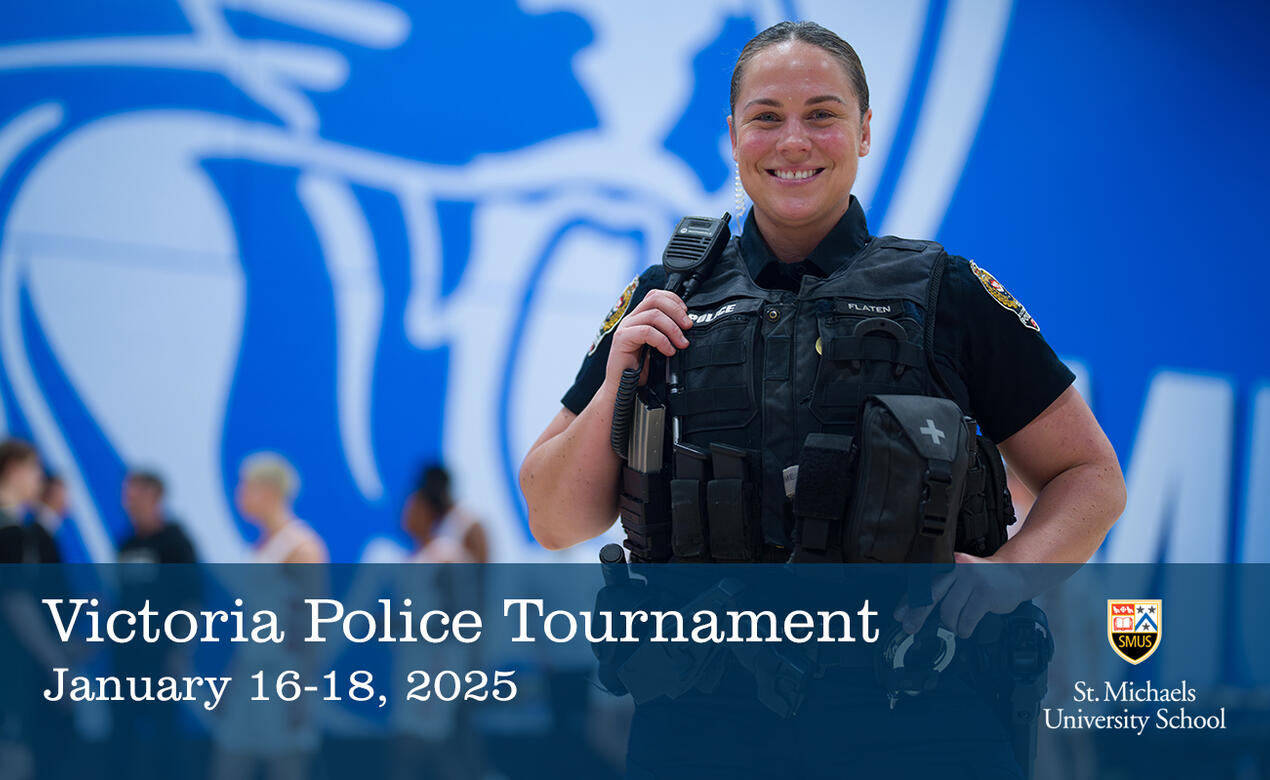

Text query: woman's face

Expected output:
[234,475,271,524]
[6,456,42,505]
[400,493,436,543]
[729,41,871,240]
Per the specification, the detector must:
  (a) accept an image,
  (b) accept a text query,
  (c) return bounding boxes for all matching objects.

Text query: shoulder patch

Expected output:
[969,260,1040,333]
[588,276,640,356]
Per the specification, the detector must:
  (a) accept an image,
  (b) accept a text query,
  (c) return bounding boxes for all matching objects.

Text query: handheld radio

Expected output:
[610,213,732,461]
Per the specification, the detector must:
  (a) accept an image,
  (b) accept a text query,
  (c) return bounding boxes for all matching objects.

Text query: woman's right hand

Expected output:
[604,289,693,386]
[521,289,693,550]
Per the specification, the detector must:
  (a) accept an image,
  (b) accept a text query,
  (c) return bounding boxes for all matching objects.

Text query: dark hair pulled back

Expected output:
[730,21,869,119]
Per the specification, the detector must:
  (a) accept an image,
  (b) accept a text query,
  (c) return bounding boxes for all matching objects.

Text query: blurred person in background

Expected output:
[114,468,200,779]
[0,439,43,780]
[0,439,41,559]
[214,452,325,780]
[235,452,327,565]
[27,473,67,564]
[401,465,464,564]
[0,440,75,780]
[118,470,197,565]
[23,471,75,777]
[388,536,468,780]
[401,463,488,564]
[397,464,493,775]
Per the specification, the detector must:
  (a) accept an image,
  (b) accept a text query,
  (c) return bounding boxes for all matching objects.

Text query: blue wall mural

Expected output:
[0,0,1265,563]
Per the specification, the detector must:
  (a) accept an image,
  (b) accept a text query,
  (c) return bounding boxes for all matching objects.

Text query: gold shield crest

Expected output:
[1107,599,1162,664]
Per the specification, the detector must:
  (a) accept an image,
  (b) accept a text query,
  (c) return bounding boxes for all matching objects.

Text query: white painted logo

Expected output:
[0,0,1014,562]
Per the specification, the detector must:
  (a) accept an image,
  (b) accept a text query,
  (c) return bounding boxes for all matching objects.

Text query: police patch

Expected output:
[588,276,640,356]
[969,260,1040,332]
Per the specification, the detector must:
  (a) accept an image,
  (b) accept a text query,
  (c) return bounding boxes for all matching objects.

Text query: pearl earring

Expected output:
[734,163,746,223]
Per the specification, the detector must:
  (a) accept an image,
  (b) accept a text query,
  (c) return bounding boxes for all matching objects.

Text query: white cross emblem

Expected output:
[920,419,945,445]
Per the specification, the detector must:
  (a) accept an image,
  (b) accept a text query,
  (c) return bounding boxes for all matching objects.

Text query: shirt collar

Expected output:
[738,195,872,281]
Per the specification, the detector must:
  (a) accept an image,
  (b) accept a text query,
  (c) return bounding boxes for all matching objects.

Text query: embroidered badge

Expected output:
[969,260,1040,333]
[588,276,640,355]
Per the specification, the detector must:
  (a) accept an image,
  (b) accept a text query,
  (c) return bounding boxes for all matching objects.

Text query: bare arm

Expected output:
[994,384,1126,563]
[461,520,489,563]
[285,538,328,565]
[519,290,692,550]
[519,403,619,550]
[898,385,1126,636]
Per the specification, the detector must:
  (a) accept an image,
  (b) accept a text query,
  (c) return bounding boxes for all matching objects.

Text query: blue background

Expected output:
[0,0,1266,563]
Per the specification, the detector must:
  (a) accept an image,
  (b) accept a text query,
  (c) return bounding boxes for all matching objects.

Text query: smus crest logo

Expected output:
[1108,600,1162,664]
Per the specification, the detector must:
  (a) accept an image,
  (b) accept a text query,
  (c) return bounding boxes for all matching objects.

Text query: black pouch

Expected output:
[790,433,855,563]
[705,443,755,561]
[619,466,672,563]
[670,443,711,560]
[844,394,971,564]
[957,434,1016,557]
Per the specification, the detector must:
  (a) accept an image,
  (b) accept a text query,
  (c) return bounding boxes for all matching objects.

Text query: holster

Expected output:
[970,602,1054,780]
[590,568,656,695]
[592,576,744,704]
[729,642,817,719]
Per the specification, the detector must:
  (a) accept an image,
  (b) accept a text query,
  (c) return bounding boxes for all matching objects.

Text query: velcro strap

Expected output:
[823,336,924,368]
[668,386,749,416]
[818,382,901,409]
[682,340,747,370]
[793,434,853,553]
[920,460,954,536]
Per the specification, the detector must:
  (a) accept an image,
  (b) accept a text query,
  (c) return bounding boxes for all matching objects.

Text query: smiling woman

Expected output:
[520,19,1124,571]
[518,20,1126,775]
[727,32,870,262]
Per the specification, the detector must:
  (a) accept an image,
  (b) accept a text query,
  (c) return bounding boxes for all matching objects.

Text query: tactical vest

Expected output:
[618,234,1014,563]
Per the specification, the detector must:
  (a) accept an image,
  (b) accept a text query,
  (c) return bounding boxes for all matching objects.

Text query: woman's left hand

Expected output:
[892,552,1030,638]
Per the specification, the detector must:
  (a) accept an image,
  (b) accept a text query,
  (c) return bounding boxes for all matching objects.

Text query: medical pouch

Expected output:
[844,394,971,564]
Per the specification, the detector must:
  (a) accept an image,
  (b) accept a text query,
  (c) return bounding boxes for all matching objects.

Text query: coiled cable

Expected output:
[610,352,645,458]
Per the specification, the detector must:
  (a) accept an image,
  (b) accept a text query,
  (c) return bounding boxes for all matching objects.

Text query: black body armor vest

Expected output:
[618,234,1014,563]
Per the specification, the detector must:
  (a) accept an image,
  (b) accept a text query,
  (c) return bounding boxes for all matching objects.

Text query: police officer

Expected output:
[522,17,1122,604]
[520,20,1125,777]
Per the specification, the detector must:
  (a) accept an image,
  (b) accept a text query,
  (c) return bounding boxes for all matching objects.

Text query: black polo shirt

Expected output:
[118,521,198,564]
[563,198,1074,444]
[0,507,27,563]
